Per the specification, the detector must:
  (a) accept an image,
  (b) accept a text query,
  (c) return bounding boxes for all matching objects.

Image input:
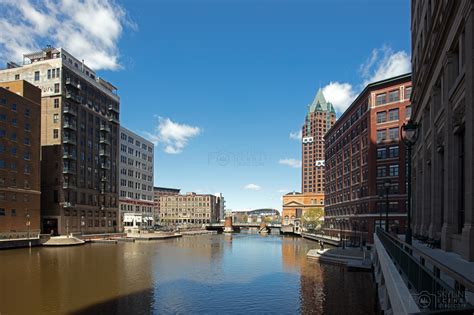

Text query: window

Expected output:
[377,166,386,177]
[54,98,59,108]
[388,127,399,141]
[376,93,386,106]
[376,129,386,143]
[11,118,17,126]
[54,83,60,93]
[25,109,30,117]
[47,69,51,79]
[53,129,59,139]
[34,71,40,81]
[25,123,30,132]
[388,109,399,121]
[405,106,412,119]
[405,87,412,100]
[376,111,387,123]
[388,90,400,103]
[11,104,16,111]
[388,146,399,158]
[0,208,4,216]
[389,164,399,176]
[53,114,59,123]
[0,114,5,121]
[11,209,16,216]
[14,74,20,80]
[377,148,387,159]
[0,160,5,169]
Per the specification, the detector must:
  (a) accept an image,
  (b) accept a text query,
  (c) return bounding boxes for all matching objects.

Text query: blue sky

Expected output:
[0,0,411,211]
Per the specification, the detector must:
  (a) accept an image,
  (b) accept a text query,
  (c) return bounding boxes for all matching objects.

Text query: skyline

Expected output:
[0,0,412,210]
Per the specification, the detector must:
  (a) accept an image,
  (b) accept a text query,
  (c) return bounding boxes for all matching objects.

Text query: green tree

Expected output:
[301,208,324,231]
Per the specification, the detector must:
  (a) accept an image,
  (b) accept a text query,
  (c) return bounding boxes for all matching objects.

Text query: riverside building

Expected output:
[411,0,474,261]
[119,127,154,231]
[153,186,180,224]
[324,74,412,244]
[0,47,120,235]
[0,81,41,239]
[160,192,221,226]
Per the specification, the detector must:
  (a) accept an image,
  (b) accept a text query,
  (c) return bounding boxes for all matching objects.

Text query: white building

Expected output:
[119,127,154,231]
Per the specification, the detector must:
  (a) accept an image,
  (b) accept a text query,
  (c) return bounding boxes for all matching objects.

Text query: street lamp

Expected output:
[401,119,419,245]
[384,181,391,232]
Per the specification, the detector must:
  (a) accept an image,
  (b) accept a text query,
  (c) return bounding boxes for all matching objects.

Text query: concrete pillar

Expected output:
[224,216,233,233]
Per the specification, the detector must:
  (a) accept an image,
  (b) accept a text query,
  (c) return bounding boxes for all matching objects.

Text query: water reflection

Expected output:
[0,234,374,314]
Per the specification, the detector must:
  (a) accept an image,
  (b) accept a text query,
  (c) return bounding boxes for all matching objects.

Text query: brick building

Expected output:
[324,74,412,243]
[0,80,41,238]
[0,47,120,235]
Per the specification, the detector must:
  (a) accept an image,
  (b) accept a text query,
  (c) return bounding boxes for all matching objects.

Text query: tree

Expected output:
[301,207,324,231]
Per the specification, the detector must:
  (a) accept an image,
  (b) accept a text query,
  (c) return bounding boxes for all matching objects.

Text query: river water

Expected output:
[0,234,375,314]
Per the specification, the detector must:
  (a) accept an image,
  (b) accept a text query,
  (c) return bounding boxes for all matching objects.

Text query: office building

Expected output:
[160,192,221,225]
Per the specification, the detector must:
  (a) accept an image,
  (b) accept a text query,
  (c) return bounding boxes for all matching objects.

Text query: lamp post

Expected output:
[384,181,391,232]
[81,215,85,235]
[26,211,31,247]
[401,119,419,245]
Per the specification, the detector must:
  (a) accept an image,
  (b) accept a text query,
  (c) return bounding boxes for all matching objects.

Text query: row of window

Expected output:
[376,127,399,143]
[376,164,399,177]
[120,133,153,153]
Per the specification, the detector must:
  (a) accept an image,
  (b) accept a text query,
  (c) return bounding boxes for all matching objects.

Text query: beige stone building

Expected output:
[160,192,221,226]
[0,47,120,235]
[0,80,41,238]
[411,0,474,261]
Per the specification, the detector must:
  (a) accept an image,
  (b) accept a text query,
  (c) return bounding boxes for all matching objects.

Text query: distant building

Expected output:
[411,0,474,261]
[0,47,120,235]
[119,127,154,231]
[153,186,180,224]
[0,80,41,238]
[324,74,411,243]
[160,192,221,226]
[231,208,280,224]
[214,193,225,221]
[282,192,323,225]
[301,89,336,195]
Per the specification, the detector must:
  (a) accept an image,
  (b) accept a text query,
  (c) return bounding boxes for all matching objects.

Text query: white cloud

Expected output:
[144,117,202,154]
[244,184,261,191]
[0,0,134,70]
[322,81,357,114]
[318,45,411,115]
[360,45,411,86]
[289,130,302,141]
[278,158,302,168]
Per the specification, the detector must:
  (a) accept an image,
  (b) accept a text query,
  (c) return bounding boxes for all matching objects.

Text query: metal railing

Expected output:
[376,227,473,312]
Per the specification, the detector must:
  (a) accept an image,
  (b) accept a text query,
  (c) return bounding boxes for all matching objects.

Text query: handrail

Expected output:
[376,227,473,311]
[377,227,474,292]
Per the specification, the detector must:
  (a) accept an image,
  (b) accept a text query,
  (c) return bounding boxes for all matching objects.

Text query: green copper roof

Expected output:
[308,88,333,113]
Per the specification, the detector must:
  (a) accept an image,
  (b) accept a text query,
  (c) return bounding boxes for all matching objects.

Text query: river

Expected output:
[0,234,375,314]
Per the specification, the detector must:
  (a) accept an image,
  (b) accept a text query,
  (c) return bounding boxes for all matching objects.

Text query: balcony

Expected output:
[63,106,77,116]
[108,114,119,124]
[100,124,111,132]
[62,182,76,189]
[65,78,81,90]
[99,137,110,145]
[65,92,81,103]
[63,121,76,131]
[100,162,110,170]
[63,137,76,145]
[108,104,119,113]
[101,176,108,182]
[62,152,76,160]
[63,202,75,208]
[99,149,110,157]
[62,167,76,174]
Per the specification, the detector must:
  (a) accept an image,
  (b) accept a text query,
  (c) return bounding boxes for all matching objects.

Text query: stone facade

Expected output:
[324,74,412,243]
[282,192,324,226]
[160,192,221,226]
[153,186,180,224]
[411,0,474,261]
[0,80,41,238]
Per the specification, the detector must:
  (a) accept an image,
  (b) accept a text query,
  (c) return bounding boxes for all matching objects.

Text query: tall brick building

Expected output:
[324,74,411,243]
[0,47,120,235]
[0,80,41,238]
